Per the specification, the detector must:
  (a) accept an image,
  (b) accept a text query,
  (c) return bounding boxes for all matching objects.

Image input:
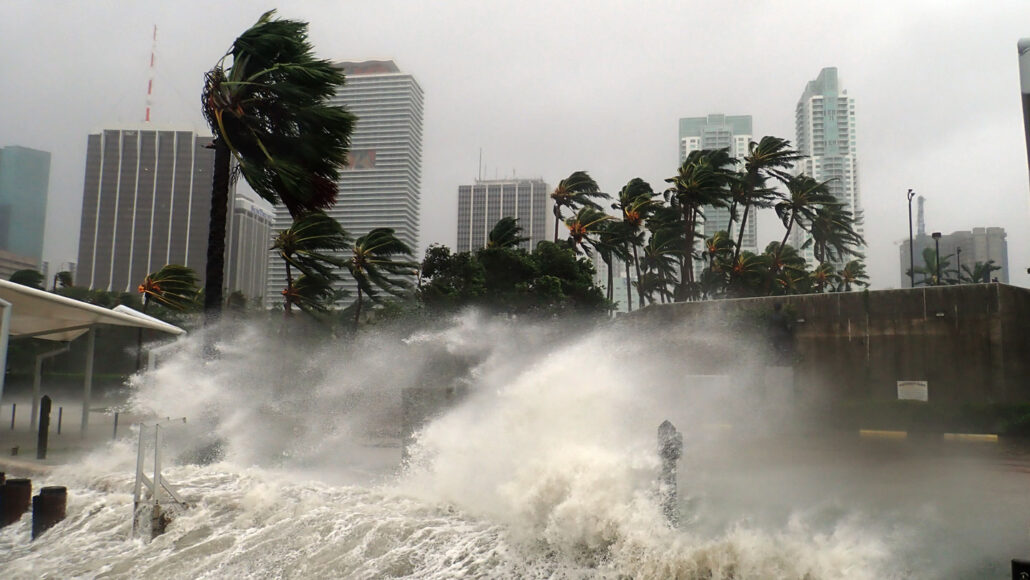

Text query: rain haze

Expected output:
[1,0,1029,288]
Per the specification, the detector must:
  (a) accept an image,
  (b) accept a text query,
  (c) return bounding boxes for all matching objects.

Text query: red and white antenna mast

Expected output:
[145,25,157,122]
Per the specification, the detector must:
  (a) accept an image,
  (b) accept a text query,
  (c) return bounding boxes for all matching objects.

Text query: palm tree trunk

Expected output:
[606,258,614,312]
[625,258,633,312]
[283,261,294,316]
[553,205,561,243]
[733,203,751,263]
[204,137,231,326]
[354,286,363,324]
[726,200,737,240]
[632,244,643,308]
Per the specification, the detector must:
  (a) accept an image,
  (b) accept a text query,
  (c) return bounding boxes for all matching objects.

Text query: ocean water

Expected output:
[0,311,1018,578]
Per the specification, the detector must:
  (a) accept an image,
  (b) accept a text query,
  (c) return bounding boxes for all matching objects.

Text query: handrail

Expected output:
[132,418,187,538]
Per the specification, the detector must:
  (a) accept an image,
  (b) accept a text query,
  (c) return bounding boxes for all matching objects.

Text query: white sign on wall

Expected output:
[897,380,929,402]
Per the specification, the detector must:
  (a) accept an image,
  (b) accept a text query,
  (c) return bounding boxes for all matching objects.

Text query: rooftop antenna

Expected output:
[917,195,925,236]
[478,148,482,181]
[145,25,157,122]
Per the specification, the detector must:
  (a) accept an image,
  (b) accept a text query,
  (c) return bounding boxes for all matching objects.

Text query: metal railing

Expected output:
[132,418,187,538]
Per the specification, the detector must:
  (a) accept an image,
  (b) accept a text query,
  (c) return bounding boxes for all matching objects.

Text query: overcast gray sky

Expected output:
[2,0,1029,289]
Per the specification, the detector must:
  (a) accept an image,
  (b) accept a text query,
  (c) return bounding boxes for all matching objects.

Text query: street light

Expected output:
[907,189,916,287]
[932,232,942,285]
[956,246,962,283]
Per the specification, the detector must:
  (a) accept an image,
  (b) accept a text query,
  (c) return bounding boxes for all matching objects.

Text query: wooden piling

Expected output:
[31,486,67,539]
[36,395,51,460]
[0,478,31,527]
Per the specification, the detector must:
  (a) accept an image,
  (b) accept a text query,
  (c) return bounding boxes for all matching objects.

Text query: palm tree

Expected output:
[911,247,956,286]
[51,271,73,291]
[638,228,682,305]
[725,251,770,298]
[595,220,631,310]
[550,171,607,242]
[772,174,836,273]
[665,148,736,298]
[763,242,809,296]
[487,217,529,249]
[836,260,869,292]
[136,264,199,369]
[809,262,840,293]
[347,228,417,323]
[805,203,865,265]
[272,211,350,315]
[564,206,613,256]
[959,260,1002,284]
[201,10,355,319]
[732,136,803,263]
[697,231,734,299]
[613,178,658,310]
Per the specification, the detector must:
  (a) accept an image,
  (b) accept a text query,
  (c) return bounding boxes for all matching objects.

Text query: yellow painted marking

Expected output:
[859,429,908,439]
[943,433,998,443]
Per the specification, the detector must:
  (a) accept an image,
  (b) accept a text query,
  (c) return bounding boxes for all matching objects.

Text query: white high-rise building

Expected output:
[266,60,423,305]
[792,67,863,265]
[678,115,756,252]
[226,192,273,306]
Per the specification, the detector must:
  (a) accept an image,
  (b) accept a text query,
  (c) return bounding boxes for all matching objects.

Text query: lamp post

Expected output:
[907,189,916,287]
[956,246,962,283]
[932,232,942,285]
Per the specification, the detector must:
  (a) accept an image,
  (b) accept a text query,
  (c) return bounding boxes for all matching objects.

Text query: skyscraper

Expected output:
[1019,39,1030,188]
[678,114,757,269]
[266,60,423,304]
[792,68,863,265]
[76,128,216,292]
[456,178,550,252]
[0,145,51,266]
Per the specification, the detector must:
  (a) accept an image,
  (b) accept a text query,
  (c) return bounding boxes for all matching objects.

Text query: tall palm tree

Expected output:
[201,10,355,319]
[348,228,417,323]
[550,171,607,242]
[272,211,350,315]
[613,178,658,310]
[732,136,803,263]
[592,220,630,309]
[52,271,73,291]
[805,203,864,265]
[487,217,529,249]
[665,148,736,299]
[638,228,682,305]
[772,175,836,270]
[136,264,199,369]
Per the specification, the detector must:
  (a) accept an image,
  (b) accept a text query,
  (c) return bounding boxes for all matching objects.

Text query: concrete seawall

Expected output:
[630,283,1030,405]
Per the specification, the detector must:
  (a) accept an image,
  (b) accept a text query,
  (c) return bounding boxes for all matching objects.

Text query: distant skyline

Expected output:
[2,1,1029,289]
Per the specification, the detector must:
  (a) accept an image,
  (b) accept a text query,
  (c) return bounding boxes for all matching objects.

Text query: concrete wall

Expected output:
[631,284,1030,405]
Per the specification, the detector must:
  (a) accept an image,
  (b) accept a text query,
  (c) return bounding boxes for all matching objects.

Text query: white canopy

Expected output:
[0,279,187,432]
[0,279,185,341]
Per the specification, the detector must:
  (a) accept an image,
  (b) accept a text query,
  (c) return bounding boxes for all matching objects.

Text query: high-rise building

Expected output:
[0,145,51,266]
[266,60,423,305]
[76,127,217,293]
[457,178,550,252]
[899,227,1009,286]
[678,114,757,277]
[226,193,274,306]
[1019,39,1030,188]
[792,68,862,266]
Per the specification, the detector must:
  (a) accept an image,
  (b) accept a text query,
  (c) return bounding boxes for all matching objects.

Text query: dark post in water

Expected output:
[657,420,683,525]
[0,478,32,528]
[31,486,67,540]
[36,395,51,459]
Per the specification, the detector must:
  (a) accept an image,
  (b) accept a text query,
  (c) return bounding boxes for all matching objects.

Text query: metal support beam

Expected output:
[81,326,95,435]
[31,345,70,430]
[0,298,10,407]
